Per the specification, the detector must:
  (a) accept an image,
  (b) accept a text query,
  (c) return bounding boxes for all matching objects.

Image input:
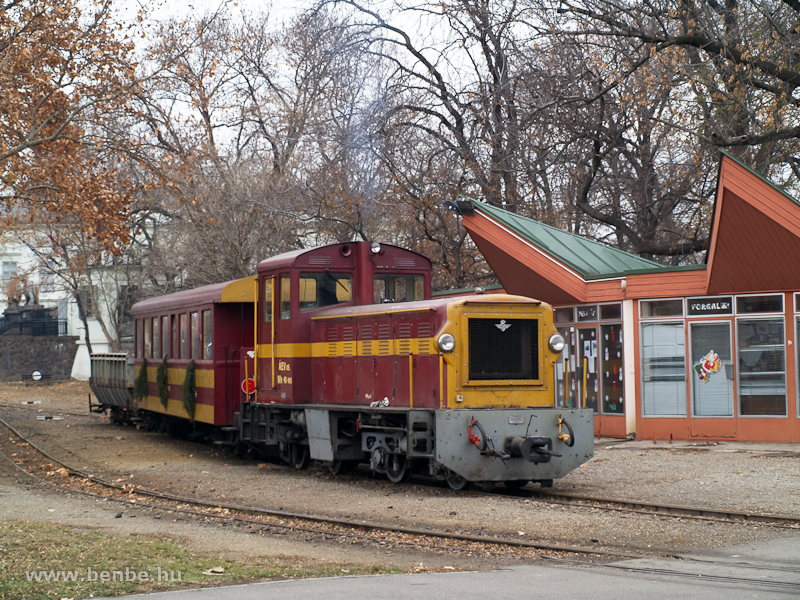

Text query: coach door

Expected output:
[258,275,273,395]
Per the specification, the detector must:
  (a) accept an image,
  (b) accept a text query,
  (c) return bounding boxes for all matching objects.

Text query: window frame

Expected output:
[736,315,788,418]
[640,297,685,319]
[735,293,784,315]
[190,311,201,359]
[152,317,160,360]
[298,271,353,311]
[179,313,188,359]
[639,319,688,418]
[688,320,735,418]
[202,309,212,360]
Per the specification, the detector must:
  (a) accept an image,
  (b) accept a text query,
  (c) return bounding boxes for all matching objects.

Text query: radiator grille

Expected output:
[468,318,539,380]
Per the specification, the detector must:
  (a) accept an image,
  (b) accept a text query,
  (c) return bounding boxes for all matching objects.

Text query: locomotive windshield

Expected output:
[299,272,352,310]
[374,274,424,303]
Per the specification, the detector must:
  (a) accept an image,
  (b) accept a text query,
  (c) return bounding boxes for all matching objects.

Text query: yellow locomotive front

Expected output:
[431,295,594,487]
[438,295,564,408]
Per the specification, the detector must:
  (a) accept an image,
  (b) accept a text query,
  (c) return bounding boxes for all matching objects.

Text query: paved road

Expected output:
[126,535,800,600]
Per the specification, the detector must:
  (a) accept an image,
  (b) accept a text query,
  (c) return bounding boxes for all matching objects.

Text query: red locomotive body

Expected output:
[252,243,432,405]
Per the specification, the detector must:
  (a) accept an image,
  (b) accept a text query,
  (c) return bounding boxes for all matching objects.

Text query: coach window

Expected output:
[135,319,142,358]
[179,314,188,359]
[299,272,351,310]
[263,279,273,322]
[144,318,152,358]
[280,274,291,319]
[374,274,423,303]
[172,315,178,359]
[736,295,786,417]
[190,311,201,359]
[162,316,169,358]
[152,317,160,359]
[202,310,212,359]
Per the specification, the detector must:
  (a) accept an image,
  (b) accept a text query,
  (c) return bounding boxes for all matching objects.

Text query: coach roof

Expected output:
[131,276,256,315]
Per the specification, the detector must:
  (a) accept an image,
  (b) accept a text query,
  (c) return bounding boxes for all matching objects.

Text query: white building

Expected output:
[0,232,123,379]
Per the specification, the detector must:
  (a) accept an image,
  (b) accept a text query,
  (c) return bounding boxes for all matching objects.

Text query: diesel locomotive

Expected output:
[90,241,594,489]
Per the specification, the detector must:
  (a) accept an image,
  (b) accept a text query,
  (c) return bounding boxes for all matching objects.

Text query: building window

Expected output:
[690,322,733,416]
[1,261,17,284]
[203,310,212,359]
[736,294,783,314]
[280,274,291,320]
[796,318,800,418]
[299,272,352,310]
[190,311,201,359]
[576,305,597,322]
[737,318,786,416]
[641,322,687,416]
[179,314,188,359]
[641,299,684,318]
[554,306,574,324]
[600,303,622,321]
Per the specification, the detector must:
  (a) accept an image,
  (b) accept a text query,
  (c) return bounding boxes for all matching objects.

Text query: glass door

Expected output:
[690,322,733,416]
[577,327,598,412]
[600,324,624,414]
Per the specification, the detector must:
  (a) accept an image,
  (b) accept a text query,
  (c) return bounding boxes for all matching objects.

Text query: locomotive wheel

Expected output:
[291,444,310,470]
[503,480,529,491]
[445,469,471,491]
[385,456,411,484]
[328,459,357,475]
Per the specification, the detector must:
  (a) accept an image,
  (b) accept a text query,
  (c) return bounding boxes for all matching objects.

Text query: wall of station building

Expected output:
[554,292,800,443]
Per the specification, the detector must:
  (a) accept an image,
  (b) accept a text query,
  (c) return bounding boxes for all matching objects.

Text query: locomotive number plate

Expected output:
[508,415,524,424]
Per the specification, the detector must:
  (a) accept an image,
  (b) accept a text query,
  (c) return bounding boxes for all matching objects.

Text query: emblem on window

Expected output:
[495,319,511,332]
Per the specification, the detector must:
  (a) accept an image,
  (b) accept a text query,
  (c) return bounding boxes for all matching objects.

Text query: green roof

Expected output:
[471,201,671,279]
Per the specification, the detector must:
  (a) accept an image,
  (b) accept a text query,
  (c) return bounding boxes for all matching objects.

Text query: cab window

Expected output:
[299,272,352,310]
[263,278,273,322]
[374,274,424,303]
[280,274,291,319]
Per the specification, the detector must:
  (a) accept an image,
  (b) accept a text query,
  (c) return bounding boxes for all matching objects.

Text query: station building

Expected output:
[458,152,800,443]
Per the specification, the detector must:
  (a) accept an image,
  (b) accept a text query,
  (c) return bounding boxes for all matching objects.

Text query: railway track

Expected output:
[0,415,636,561]
[2,407,799,533]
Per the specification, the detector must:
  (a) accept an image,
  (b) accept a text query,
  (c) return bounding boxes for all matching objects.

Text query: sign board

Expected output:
[241,378,256,394]
[687,296,733,316]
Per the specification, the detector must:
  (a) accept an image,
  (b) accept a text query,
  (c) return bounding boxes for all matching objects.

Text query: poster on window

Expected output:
[693,350,721,383]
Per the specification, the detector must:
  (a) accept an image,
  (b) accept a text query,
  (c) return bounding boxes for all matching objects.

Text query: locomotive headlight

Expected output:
[548,334,566,353]
[370,242,381,254]
[437,333,456,352]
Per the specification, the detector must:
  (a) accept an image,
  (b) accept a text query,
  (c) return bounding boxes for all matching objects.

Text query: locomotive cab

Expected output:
[252,242,433,405]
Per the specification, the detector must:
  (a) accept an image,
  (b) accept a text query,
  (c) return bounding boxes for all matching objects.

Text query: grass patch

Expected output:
[0,520,401,600]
